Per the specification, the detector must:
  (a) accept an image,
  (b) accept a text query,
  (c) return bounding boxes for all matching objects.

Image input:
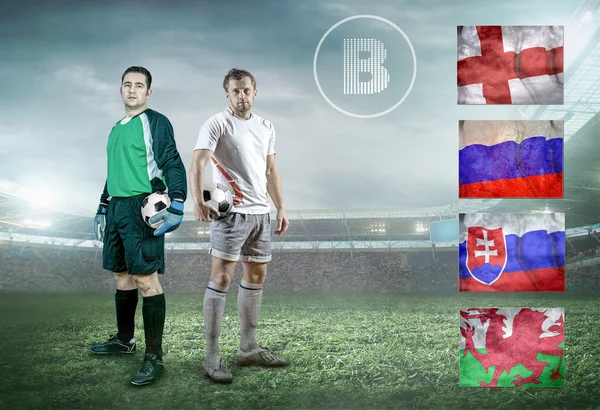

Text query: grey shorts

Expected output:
[209,212,272,263]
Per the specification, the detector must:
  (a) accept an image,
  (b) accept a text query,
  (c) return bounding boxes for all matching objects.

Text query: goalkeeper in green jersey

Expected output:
[91,66,187,386]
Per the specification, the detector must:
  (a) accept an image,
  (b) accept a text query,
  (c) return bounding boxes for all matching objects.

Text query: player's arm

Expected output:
[190,149,219,222]
[151,115,187,203]
[191,116,222,222]
[149,115,186,236]
[94,181,110,241]
[100,180,110,205]
[266,154,288,236]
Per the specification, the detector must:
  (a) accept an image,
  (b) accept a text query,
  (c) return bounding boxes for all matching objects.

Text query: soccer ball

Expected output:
[141,191,171,228]
[203,183,233,220]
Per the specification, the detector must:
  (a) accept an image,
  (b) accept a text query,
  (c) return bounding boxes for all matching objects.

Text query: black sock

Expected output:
[142,294,166,358]
[115,289,138,343]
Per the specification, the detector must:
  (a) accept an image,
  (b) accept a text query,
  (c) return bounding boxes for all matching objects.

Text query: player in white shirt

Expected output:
[190,68,289,383]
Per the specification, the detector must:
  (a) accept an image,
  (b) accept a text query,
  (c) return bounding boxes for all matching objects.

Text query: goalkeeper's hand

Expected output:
[94,203,108,241]
[149,199,184,236]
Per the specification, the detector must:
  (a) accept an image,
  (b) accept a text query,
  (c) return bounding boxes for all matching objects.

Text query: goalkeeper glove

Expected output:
[149,199,184,236]
[94,203,108,241]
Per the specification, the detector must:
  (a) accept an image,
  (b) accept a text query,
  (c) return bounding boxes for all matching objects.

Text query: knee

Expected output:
[211,271,232,287]
[114,272,135,289]
[133,274,161,296]
[250,270,266,283]
[246,263,267,284]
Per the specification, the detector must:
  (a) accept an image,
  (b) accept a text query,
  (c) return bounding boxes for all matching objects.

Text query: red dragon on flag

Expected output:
[460,308,564,387]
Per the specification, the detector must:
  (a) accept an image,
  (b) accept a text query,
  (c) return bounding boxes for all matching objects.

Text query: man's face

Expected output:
[120,72,151,109]
[226,76,256,112]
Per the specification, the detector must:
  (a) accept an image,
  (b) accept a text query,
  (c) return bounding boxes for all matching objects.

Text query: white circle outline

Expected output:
[313,14,417,119]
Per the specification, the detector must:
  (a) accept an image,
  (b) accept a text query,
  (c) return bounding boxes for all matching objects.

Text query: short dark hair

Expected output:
[121,66,152,89]
[223,68,256,91]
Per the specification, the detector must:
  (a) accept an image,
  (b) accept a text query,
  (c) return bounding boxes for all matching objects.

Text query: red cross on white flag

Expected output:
[457,26,564,104]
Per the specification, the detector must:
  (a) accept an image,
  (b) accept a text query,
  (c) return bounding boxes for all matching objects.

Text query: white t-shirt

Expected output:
[194,108,276,214]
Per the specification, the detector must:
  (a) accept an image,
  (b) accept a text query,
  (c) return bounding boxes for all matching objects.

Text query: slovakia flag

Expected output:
[459,213,565,292]
[459,120,563,198]
[458,26,564,104]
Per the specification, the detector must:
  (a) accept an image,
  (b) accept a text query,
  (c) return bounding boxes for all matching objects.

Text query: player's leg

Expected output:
[126,195,166,386]
[203,256,236,383]
[91,198,137,355]
[112,271,138,347]
[238,261,266,352]
[237,213,285,367]
[203,212,247,383]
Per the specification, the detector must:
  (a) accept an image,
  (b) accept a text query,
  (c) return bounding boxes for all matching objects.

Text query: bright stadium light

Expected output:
[23,219,52,229]
[197,228,210,236]
[17,186,57,209]
[369,222,386,234]
[415,222,428,233]
[582,10,594,24]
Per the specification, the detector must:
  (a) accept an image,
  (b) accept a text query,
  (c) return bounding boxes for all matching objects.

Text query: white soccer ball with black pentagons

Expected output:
[203,183,233,220]
[141,191,171,228]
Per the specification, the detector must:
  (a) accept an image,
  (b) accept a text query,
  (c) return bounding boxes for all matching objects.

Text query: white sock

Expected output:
[204,281,228,366]
[238,279,263,352]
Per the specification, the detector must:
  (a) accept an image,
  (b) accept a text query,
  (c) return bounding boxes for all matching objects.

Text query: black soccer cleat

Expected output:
[90,333,136,355]
[131,353,164,386]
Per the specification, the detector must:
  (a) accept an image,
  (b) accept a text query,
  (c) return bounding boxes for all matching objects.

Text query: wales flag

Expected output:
[460,308,565,387]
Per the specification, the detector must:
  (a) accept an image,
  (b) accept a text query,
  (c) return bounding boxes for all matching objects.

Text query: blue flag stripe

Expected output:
[459,230,565,279]
[459,137,563,185]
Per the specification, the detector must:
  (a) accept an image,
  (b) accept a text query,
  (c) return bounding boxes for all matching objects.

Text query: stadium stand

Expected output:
[1,243,597,293]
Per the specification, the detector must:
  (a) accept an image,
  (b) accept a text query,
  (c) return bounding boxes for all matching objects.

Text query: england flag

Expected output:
[457,26,564,104]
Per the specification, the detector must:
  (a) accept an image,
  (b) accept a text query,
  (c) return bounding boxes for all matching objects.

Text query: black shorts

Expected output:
[102,194,165,275]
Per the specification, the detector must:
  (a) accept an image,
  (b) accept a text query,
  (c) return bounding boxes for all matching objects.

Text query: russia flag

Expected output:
[459,213,565,292]
[459,120,563,198]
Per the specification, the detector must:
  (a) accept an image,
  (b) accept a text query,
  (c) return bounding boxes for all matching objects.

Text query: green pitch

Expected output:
[0,293,598,409]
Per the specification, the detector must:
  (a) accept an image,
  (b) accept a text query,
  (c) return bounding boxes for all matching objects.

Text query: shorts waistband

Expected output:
[110,194,150,201]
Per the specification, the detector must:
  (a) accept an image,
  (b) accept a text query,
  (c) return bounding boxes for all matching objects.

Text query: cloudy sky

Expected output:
[0,0,582,213]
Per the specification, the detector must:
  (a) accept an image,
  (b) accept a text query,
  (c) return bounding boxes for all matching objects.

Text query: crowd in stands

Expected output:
[566,236,600,262]
[0,244,597,293]
[566,264,600,292]
[0,245,113,292]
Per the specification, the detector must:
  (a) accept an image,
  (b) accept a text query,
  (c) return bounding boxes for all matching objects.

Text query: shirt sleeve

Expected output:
[267,122,276,156]
[151,114,188,202]
[194,115,222,152]
[100,180,110,204]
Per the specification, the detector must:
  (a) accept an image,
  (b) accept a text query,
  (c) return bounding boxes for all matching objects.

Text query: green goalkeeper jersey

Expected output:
[100,109,187,203]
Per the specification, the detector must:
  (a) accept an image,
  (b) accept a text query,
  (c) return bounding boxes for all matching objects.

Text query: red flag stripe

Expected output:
[459,173,563,198]
[459,267,565,292]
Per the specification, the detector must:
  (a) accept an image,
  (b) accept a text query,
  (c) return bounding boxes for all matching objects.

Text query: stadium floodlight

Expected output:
[415,222,428,233]
[369,222,386,234]
[197,227,210,236]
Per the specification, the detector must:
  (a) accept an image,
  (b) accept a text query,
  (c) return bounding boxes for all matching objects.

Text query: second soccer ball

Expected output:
[203,183,233,220]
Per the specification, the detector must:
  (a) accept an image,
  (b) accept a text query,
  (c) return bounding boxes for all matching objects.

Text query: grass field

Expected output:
[0,292,598,410]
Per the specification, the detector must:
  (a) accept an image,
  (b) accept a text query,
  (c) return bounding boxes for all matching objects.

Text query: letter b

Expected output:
[343,39,390,95]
